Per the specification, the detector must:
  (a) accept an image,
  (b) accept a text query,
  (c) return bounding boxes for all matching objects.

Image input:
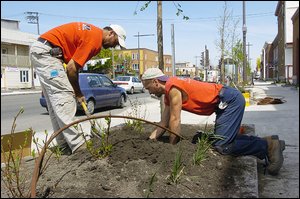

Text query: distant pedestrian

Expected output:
[30,22,126,155]
[142,68,285,175]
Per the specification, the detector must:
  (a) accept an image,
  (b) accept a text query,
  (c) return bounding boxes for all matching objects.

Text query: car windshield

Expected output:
[115,76,130,81]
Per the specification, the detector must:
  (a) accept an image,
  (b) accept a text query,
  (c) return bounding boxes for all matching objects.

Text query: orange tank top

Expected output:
[164,77,223,115]
[40,22,103,67]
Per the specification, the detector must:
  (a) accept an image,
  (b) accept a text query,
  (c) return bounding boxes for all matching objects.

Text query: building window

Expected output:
[132,53,138,60]
[132,64,139,70]
[2,48,8,54]
[20,70,29,82]
[165,58,170,64]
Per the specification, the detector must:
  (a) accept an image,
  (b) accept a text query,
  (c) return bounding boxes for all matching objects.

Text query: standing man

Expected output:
[30,22,126,155]
[141,68,285,175]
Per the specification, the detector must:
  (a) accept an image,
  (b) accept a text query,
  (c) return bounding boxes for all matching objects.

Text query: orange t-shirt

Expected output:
[164,77,223,115]
[40,22,103,67]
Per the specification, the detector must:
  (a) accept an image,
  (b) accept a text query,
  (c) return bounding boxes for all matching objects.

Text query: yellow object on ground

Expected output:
[242,92,250,107]
[1,130,33,163]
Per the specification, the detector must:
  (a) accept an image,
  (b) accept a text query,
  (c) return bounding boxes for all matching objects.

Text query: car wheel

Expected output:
[130,87,134,94]
[118,94,126,108]
[87,100,95,115]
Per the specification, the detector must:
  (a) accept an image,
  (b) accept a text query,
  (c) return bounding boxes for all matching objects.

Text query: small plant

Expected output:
[78,116,113,159]
[1,108,31,198]
[124,98,146,133]
[145,172,157,198]
[167,146,185,184]
[193,123,225,165]
[32,130,64,162]
[192,133,212,165]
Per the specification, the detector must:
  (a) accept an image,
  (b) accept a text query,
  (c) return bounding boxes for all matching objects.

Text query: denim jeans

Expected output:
[213,86,268,160]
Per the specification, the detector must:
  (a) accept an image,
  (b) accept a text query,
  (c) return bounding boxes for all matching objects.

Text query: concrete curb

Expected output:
[229,124,258,198]
[227,155,258,197]
[1,91,41,96]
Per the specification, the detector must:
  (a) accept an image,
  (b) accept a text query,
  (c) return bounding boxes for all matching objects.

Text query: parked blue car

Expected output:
[39,73,127,114]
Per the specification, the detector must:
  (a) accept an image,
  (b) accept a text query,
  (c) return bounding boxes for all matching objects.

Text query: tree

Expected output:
[215,2,240,84]
[87,49,112,74]
[113,52,133,76]
[256,57,261,72]
[232,40,244,84]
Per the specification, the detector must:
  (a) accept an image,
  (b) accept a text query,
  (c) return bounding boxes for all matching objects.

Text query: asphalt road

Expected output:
[1,92,151,135]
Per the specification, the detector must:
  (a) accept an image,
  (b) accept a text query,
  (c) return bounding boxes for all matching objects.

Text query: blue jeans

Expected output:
[212,86,268,160]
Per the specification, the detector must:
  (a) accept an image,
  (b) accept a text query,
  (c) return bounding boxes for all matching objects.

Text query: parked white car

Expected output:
[113,76,145,94]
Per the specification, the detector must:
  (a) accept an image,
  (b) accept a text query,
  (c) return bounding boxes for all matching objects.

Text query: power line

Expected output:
[31,11,275,23]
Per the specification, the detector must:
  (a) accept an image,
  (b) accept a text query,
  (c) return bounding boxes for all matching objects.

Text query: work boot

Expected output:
[263,135,285,175]
[263,135,286,151]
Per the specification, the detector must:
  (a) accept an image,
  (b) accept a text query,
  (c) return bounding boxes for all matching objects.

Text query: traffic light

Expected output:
[200,52,204,66]
[218,58,223,69]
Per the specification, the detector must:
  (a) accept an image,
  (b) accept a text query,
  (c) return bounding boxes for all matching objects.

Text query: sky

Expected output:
[1,1,279,71]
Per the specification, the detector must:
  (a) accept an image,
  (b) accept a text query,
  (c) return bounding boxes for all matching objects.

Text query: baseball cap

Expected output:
[110,24,126,49]
[142,68,169,82]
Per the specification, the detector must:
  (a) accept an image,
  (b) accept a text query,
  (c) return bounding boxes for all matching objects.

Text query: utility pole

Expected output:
[157,0,165,119]
[25,12,40,35]
[133,32,155,76]
[194,55,201,76]
[242,1,247,84]
[111,48,115,79]
[157,1,164,72]
[205,45,210,68]
[25,11,40,89]
[246,42,252,70]
[171,24,176,76]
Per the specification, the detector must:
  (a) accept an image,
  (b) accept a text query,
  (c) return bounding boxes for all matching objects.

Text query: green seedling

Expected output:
[1,108,32,198]
[77,115,113,159]
[125,98,146,133]
[167,146,185,184]
[192,133,211,165]
[145,172,157,198]
[192,122,225,165]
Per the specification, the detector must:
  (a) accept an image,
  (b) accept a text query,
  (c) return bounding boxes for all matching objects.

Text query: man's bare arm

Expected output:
[65,59,85,103]
[168,87,182,144]
[149,105,170,139]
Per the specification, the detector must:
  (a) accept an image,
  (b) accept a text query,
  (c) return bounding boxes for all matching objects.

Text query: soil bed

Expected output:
[3,123,257,198]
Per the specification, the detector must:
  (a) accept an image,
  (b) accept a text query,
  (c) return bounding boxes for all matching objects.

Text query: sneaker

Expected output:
[263,136,285,175]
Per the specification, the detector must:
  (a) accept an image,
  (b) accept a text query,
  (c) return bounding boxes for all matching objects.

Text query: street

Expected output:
[1,92,151,135]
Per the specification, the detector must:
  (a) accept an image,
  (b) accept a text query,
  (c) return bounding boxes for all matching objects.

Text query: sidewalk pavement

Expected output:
[1,87,42,96]
[243,81,299,198]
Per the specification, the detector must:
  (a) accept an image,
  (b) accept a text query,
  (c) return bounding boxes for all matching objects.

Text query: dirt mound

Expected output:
[3,124,257,198]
